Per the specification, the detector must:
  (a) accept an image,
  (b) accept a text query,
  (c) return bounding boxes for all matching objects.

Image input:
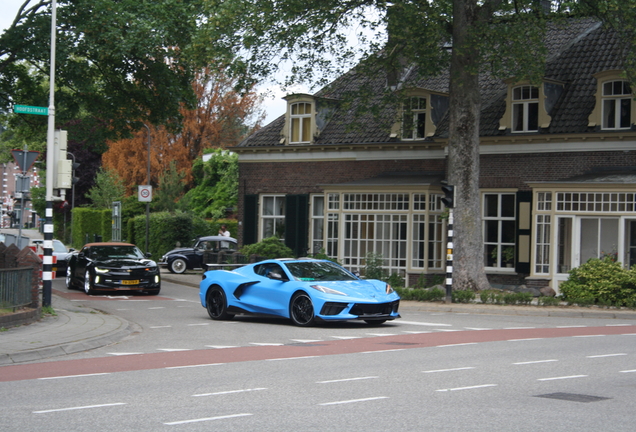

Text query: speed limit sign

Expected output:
[138,185,152,202]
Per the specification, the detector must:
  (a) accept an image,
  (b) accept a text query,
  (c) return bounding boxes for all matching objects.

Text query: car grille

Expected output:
[350,300,400,317]
[320,302,348,316]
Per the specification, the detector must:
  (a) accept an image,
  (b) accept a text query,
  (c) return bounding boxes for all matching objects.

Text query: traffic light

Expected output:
[441,181,455,208]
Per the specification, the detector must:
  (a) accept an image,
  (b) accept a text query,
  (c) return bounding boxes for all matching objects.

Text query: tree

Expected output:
[182,149,239,219]
[85,167,125,209]
[0,0,214,147]
[102,68,262,193]
[152,161,186,212]
[208,1,633,291]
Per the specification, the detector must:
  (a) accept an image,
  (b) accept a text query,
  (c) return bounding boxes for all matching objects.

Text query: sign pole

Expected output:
[43,0,58,307]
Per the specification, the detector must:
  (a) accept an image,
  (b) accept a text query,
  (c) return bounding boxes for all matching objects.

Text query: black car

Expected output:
[159,235,238,274]
[66,242,161,295]
[31,239,74,276]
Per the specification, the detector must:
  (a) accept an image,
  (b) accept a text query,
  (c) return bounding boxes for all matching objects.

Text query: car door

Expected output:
[236,263,291,316]
[73,246,93,281]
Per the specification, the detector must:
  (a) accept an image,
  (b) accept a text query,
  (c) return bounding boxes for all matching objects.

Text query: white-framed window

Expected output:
[261,195,285,239]
[535,214,551,274]
[512,85,539,132]
[602,80,632,129]
[411,194,444,269]
[290,102,312,143]
[402,96,427,140]
[483,193,516,268]
[310,195,324,254]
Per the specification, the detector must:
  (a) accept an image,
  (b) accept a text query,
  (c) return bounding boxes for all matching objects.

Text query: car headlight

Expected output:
[95,267,109,274]
[386,284,394,294]
[310,285,347,296]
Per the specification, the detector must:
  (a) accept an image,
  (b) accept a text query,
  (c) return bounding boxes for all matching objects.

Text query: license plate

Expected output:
[121,280,140,285]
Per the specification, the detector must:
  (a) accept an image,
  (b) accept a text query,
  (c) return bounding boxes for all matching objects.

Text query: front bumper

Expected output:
[317,300,400,321]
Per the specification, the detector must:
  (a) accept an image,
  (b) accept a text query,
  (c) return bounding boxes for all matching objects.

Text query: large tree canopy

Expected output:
[0,0,214,149]
[209,0,635,290]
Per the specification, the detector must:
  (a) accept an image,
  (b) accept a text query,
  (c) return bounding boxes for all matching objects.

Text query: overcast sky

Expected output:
[0,0,298,124]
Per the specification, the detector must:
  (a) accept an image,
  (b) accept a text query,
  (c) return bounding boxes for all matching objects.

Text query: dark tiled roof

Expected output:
[237,18,627,148]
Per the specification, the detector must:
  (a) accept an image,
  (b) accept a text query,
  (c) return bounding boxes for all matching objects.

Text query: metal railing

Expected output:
[0,267,34,310]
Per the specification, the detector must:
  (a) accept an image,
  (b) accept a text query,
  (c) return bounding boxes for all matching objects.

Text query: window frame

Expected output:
[260,195,286,240]
[483,192,517,270]
[401,96,427,140]
[511,85,539,133]
[601,79,632,130]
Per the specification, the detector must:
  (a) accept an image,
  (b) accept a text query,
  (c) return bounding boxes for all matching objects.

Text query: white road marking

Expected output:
[537,375,588,381]
[165,363,223,370]
[436,343,478,348]
[586,353,627,358]
[423,367,475,373]
[205,345,238,349]
[464,327,492,331]
[573,335,605,338]
[606,324,631,327]
[504,327,536,330]
[402,330,432,334]
[157,348,192,352]
[317,376,378,384]
[361,349,405,354]
[365,333,396,336]
[34,403,126,414]
[150,325,171,329]
[38,373,111,380]
[164,413,252,425]
[187,323,210,326]
[193,388,267,397]
[108,352,143,356]
[290,339,323,343]
[319,396,388,406]
[148,307,165,310]
[399,320,452,327]
[249,342,284,346]
[331,336,361,340]
[436,384,497,392]
[513,359,558,365]
[619,369,636,373]
[557,325,586,328]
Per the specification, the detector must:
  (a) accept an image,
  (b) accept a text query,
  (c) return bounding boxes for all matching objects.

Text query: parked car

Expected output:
[159,235,238,274]
[31,239,74,276]
[66,242,161,295]
[199,258,401,326]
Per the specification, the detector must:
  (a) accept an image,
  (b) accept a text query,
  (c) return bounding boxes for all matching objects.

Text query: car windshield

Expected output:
[52,241,67,253]
[89,245,145,260]
[285,261,358,282]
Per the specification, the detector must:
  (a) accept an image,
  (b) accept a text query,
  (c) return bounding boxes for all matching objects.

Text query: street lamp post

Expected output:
[142,124,150,255]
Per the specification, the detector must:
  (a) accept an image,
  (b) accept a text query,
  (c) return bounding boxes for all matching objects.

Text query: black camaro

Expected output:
[66,242,161,295]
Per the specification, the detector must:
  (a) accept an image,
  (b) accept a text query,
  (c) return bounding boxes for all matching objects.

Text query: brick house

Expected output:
[233,18,635,292]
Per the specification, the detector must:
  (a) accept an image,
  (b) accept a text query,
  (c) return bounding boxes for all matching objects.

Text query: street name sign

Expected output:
[14,105,48,116]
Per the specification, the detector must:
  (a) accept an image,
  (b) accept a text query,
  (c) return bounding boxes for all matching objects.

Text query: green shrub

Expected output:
[395,287,445,302]
[502,292,533,305]
[385,272,405,288]
[239,236,294,259]
[560,256,636,306]
[452,289,475,303]
[538,296,560,306]
[364,252,385,280]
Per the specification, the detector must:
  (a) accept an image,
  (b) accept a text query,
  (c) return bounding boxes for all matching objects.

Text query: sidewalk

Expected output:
[1,269,635,365]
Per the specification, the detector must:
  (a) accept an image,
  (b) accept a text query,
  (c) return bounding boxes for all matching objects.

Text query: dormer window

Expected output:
[290,102,312,143]
[602,80,632,130]
[402,97,427,140]
[512,85,539,132]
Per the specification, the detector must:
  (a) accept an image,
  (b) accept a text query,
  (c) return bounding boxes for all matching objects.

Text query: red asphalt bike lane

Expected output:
[1,325,635,383]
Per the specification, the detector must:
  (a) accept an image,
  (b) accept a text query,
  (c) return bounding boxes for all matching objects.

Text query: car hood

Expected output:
[313,279,389,298]
[163,248,195,256]
[96,258,157,268]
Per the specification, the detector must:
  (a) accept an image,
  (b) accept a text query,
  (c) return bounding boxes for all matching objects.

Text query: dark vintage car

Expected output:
[159,235,238,274]
[66,242,161,295]
[31,239,74,276]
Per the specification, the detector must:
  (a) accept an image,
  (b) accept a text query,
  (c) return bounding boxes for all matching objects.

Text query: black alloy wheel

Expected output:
[206,286,234,320]
[290,292,315,326]
[84,270,96,295]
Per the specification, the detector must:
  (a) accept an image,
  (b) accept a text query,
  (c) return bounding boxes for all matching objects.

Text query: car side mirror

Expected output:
[145,252,152,258]
[267,271,288,282]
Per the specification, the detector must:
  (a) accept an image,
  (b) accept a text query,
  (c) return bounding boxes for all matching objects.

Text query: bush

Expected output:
[452,289,475,303]
[239,236,294,259]
[538,296,561,306]
[560,256,636,306]
[385,272,405,288]
[502,292,533,305]
[364,252,385,280]
[395,287,445,302]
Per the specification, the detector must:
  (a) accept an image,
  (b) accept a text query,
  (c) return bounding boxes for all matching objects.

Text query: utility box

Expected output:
[56,159,73,189]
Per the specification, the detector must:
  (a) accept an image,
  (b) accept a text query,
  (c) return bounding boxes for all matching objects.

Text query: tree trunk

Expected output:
[447,0,491,291]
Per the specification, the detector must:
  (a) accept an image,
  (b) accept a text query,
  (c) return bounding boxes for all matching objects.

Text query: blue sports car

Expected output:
[199,258,400,326]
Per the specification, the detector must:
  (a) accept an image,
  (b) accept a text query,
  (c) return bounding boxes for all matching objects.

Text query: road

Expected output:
[1,276,635,431]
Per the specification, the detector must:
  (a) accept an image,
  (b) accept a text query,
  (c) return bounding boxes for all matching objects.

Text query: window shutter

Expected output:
[515,191,532,274]
[243,195,258,246]
[284,194,309,257]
